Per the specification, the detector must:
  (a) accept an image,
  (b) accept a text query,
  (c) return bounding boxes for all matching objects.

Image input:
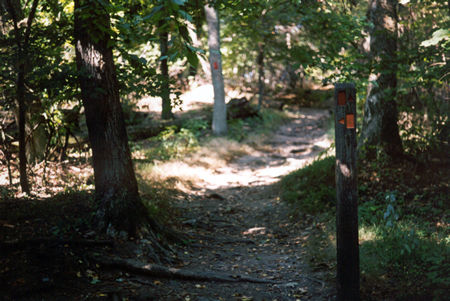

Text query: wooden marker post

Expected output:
[334,83,359,301]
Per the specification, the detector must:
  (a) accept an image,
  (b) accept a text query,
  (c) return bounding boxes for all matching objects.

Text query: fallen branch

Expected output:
[92,255,278,284]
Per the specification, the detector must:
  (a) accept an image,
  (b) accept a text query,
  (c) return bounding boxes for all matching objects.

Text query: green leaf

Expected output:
[185,49,199,68]
[178,25,190,42]
[186,44,205,54]
[171,0,186,5]
[143,5,163,20]
[178,10,193,22]
[404,244,411,254]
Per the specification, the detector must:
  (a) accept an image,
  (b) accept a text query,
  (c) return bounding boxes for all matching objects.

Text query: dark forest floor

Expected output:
[0,108,337,300]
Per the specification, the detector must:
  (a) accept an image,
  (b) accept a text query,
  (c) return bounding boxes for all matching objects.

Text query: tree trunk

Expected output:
[16,63,30,193]
[204,4,227,135]
[360,0,403,158]
[159,22,173,120]
[257,43,265,111]
[5,0,39,194]
[74,0,149,237]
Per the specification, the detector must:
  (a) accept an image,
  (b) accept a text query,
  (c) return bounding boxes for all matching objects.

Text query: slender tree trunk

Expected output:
[257,43,265,111]
[74,0,149,237]
[159,23,173,120]
[6,0,38,194]
[0,1,9,35]
[204,4,227,135]
[0,121,13,186]
[16,63,30,193]
[360,0,403,158]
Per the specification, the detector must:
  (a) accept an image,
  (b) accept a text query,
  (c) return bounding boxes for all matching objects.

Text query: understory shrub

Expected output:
[281,156,449,300]
[228,109,288,142]
[146,125,200,160]
[280,156,336,215]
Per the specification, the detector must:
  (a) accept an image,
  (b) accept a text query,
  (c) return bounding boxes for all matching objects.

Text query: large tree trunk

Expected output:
[74,0,149,237]
[204,4,227,135]
[159,22,173,120]
[360,0,403,158]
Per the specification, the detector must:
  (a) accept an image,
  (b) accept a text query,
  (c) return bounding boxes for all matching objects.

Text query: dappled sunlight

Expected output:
[359,227,377,243]
[243,227,267,235]
[136,84,250,115]
[138,134,331,191]
[0,159,93,198]
[135,108,332,192]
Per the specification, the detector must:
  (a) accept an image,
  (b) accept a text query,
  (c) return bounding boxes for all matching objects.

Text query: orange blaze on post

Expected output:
[338,91,346,106]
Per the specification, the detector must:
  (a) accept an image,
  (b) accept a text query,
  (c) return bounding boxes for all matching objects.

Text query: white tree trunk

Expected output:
[205,4,227,135]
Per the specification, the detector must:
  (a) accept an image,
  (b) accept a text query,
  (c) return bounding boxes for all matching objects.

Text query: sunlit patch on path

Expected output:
[159,108,335,300]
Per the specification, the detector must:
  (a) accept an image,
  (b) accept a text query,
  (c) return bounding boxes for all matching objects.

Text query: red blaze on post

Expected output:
[213,62,218,70]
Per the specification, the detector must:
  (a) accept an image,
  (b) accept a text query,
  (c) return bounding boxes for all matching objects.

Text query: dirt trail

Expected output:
[146,109,335,300]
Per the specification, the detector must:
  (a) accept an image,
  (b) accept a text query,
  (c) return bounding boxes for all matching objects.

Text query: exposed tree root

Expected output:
[0,238,114,253]
[92,255,279,284]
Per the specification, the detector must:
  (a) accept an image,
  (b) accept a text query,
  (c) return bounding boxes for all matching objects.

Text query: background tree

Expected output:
[359,0,403,158]
[120,0,201,118]
[1,0,79,190]
[4,0,40,194]
[205,2,227,135]
[159,16,173,120]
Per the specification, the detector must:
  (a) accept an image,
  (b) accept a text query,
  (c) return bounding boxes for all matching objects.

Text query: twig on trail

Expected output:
[0,238,114,252]
[92,255,279,284]
[188,238,256,249]
[186,233,256,245]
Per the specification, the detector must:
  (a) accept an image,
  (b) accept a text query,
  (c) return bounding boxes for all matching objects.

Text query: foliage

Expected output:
[144,119,208,161]
[227,119,246,141]
[148,126,198,160]
[359,194,449,299]
[283,153,450,299]
[221,0,304,92]
[280,156,336,215]
[227,109,288,142]
[395,0,449,158]
[112,0,203,103]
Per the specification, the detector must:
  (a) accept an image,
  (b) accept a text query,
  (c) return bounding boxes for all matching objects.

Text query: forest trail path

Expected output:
[151,109,335,300]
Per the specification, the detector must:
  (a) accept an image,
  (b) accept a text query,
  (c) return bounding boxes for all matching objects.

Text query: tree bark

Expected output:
[159,22,173,120]
[74,0,149,237]
[257,42,265,111]
[16,63,30,193]
[360,0,403,158]
[5,0,39,194]
[204,4,227,135]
